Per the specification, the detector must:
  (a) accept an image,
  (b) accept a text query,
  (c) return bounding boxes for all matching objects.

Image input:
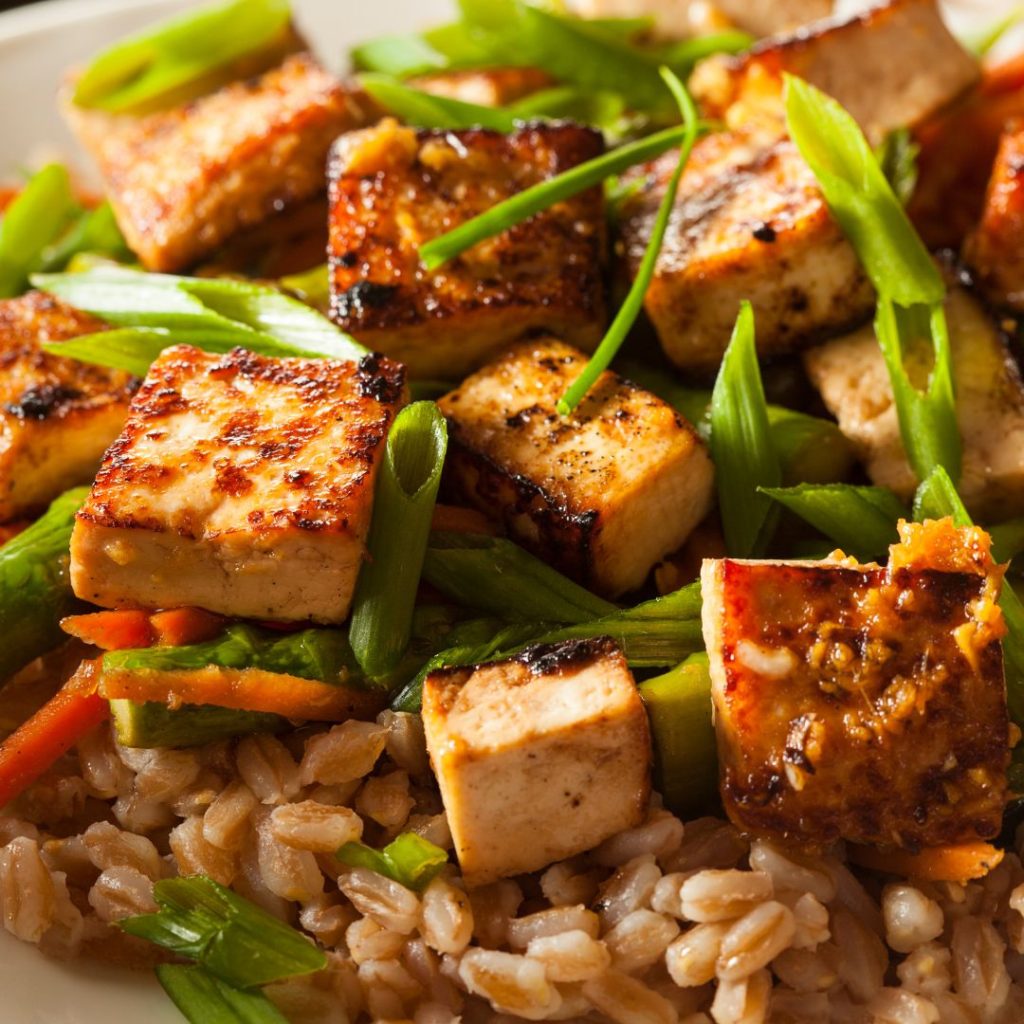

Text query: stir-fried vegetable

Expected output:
[109,700,285,748]
[336,833,449,890]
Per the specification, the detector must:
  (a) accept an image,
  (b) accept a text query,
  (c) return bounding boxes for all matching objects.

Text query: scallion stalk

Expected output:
[156,965,287,1024]
[336,833,448,890]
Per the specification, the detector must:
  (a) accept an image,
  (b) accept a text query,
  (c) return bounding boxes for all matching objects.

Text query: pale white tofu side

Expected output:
[805,286,1024,521]
[422,638,651,887]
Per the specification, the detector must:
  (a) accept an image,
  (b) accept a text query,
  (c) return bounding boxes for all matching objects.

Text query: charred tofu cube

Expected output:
[964,123,1024,312]
[805,285,1024,521]
[0,291,135,521]
[701,520,1010,850]
[691,0,978,142]
[619,128,873,372]
[438,339,714,597]
[408,67,554,107]
[422,637,651,886]
[70,346,406,623]
[66,54,372,272]
[328,120,607,379]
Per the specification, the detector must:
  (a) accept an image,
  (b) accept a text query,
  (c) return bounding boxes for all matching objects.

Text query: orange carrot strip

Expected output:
[149,608,224,647]
[849,841,1004,883]
[0,662,108,808]
[430,504,499,536]
[61,610,155,651]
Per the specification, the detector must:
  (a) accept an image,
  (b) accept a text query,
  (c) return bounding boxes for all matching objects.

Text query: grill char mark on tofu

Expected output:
[327,120,608,379]
[805,284,1024,521]
[619,130,873,372]
[438,338,714,598]
[65,53,374,272]
[422,636,651,887]
[70,346,406,624]
[701,552,1010,850]
[0,291,136,521]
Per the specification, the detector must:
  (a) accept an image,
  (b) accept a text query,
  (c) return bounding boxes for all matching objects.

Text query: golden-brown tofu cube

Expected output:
[438,338,714,597]
[701,520,1010,850]
[70,346,406,623]
[618,128,873,372]
[0,291,135,521]
[408,67,554,107]
[804,284,1024,521]
[422,637,651,887]
[964,123,1024,312]
[66,54,372,272]
[327,120,607,379]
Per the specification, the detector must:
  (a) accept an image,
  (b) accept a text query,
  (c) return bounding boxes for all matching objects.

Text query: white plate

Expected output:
[0,3,447,1017]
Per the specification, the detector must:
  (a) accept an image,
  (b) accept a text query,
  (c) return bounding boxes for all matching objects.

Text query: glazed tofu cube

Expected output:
[804,285,1024,521]
[66,54,373,272]
[422,637,651,887]
[70,346,406,623]
[618,128,873,372]
[692,0,978,142]
[701,520,1010,849]
[964,123,1024,312]
[327,120,607,379]
[0,291,135,521]
[438,339,714,597]
[408,67,554,107]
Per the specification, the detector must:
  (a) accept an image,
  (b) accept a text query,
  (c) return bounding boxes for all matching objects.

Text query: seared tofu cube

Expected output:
[964,123,1024,312]
[66,54,372,272]
[408,67,554,107]
[0,291,135,521]
[619,128,873,372]
[438,339,714,597]
[423,637,651,886]
[805,285,1024,520]
[692,0,978,142]
[70,346,406,623]
[701,521,1010,849]
[327,120,607,379]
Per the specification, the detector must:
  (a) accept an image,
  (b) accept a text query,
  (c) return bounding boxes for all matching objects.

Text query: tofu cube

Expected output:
[408,67,554,107]
[618,128,874,372]
[438,338,714,597]
[422,637,651,886]
[327,120,607,379]
[70,346,406,623]
[0,291,135,520]
[701,525,1010,849]
[964,123,1024,312]
[804,284,1024,521]
[66,53,372,272]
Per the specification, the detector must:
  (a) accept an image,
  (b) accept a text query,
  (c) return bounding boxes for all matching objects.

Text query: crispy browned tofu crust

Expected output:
[71,346,406,623]
[327,120,607,379]
[409,67,554,107]
[0,292,135,521]
[701,523,1010,850]
[619,129,873,372]
[66,54,373,272]
[964,123,1024,312]
[438,338,714,597]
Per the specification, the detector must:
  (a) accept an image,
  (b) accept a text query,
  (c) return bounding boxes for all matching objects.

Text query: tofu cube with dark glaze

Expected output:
[422,637,651,887]
[65,54,373,272]
[0,292,136,521]
[701,520,1010,850]
[70,346,406,623]
[327,120,607,379]
[438,338,714,597]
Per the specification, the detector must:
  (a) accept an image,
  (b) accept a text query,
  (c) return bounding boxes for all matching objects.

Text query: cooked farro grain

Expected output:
[604,907,680,973]
[680,870,773,923]
[300,721,388,787]
[237,735,302,804]
[420,876,474,955]
[270,801,363,852]
[507,905,601,948]
[883,884,945,953]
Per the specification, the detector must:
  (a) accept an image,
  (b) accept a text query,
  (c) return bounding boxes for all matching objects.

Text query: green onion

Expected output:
[653,30,753,76]
[989,517,1024,565]
[336,833,448,890]
[156,965,287,1024]
[349,403,448,678]
[639,653,717,818]
[358,72,518,130]
[418,121,695,270]
[508,86,627,132]
[557,67,698,415]
[351,32,450,76]
[73,0,292,114]
[0,165,78,298]
[279,264,329,309]
[875,127,920,208]
[423,532,615,623]
[709,301,781,558]
[0,486,89,682]
[784,75,960,484]
[963,6,1024,58]
[121,875,326,988]
[760,483,906,561]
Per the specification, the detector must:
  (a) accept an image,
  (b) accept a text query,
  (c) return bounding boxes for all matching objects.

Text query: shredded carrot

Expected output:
[149,607,224,647]
[430,504,499,536]
[849,841,1004,883]
[61,610,155,651]
[0,662,109,808]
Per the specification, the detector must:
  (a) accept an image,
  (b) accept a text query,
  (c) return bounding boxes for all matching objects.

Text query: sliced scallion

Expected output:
[336,833,448,890]
[156,965,287,1024]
